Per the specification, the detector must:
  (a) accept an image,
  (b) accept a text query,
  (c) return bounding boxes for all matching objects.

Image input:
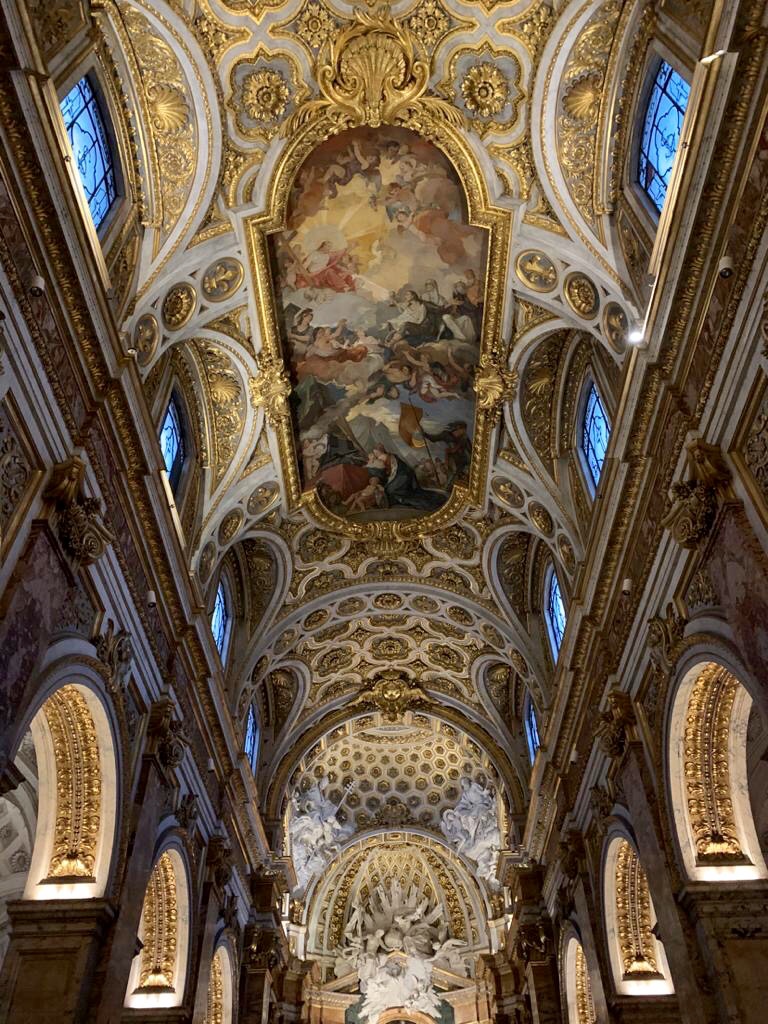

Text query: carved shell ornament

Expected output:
[284,6,464,133]
[146,83,189,133]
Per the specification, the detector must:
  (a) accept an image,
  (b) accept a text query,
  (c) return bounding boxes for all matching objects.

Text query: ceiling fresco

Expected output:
[272,126,486,525]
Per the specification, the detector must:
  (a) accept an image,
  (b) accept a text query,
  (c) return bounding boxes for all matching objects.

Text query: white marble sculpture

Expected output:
[440,778,501,888]
[334,879,467,1024]
[289,776,354,893]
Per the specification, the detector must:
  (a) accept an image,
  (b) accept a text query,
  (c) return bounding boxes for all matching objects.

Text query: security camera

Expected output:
[126,347,138,359]
[621,577,632,596]
[147,589,157,609]
[718,255,734,279]
[28,274,45,297]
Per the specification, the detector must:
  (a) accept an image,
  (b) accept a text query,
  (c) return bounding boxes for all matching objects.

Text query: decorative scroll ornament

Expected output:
[96,618,133,690]
[647,602,688,671]
[474,355,518,416]
[662,439,732,549]
[349,669,432,720]
[595,690,635,760]
[249,354,291,426]
[284,6,465,134]
[44,456,114,567]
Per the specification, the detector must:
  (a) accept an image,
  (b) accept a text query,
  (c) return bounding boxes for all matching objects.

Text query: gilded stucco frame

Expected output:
[244,8,513,545]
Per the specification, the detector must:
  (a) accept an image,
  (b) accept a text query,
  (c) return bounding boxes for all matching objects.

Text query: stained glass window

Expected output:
[638,60,690,214]
[581,382,611,488]
[524,697,540,764]
[546,569,567,659]
[211,580,230,657]
[159,396,185,492]
[60,76,117,231]
[244,704,259,773]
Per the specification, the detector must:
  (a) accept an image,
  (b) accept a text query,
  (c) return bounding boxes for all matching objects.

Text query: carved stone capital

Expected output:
[174,792,199,831]
[95,618,133,689]
[44,456,114,567]
[647,601,688,671]
[244,923,285,972]
[207,835,233,890]
[595,689,636,760]
[662,439,731,549]
[146,696,188,770]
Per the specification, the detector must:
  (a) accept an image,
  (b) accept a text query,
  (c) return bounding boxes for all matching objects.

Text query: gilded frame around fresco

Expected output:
[244,7,512,545]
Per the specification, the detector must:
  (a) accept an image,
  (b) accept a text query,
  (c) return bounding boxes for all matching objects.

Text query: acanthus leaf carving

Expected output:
[44,455,114,567]
[595,689,636,760]
[662,439,732,549]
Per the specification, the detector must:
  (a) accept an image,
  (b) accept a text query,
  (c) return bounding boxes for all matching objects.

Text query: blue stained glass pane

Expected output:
[159,397,184,488]
[525,698,540,764]
[546,570,567,659]
[638,61,690,214]
[211,581,229,656]
[60,77,117,230]
[244,704,259,773]
[581,383,611,487]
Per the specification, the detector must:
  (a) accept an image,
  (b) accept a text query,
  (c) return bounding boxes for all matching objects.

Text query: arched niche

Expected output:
[23,682,118,901]
[562,932,596,1024]
[125,845,191,1009]
[603,832,673,997]
[204,943,235,1024]
[667,659,768,882]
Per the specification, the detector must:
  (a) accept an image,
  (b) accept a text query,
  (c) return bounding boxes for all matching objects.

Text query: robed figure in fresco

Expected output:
[271,125,488,523]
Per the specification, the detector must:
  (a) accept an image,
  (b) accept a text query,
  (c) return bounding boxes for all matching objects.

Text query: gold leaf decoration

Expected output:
[147,83,189,132]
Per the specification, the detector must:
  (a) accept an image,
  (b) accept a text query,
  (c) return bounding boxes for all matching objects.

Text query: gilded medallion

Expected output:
[162,283,197,330]
[603,301,628,350]
[202,258,245,302]
[134,313,159,366]
[516,251,558,292]
[563,272,600,319]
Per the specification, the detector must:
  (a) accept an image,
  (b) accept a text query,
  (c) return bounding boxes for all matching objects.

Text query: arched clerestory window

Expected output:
[159,393,186,495]
[211,578,231,661]
[545,565,567,661]
[59,75,118,232]
[638,60,690,215]
[580,381,611,490]
[524,694,540,764]
[244,703,260,774]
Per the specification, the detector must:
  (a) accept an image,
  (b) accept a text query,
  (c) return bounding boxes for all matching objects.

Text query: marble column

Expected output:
[92,698,186,1024]
[508,868,563,1024]
[678,882,768,1024]
[190,838,232,1024]
[239,871,289,1024]
[0,898,114,1023]
[613,739,717,1024]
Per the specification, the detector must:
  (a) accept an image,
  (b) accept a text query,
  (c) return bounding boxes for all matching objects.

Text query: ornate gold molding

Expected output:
[244,5,511,545]
[137,850,178,992]
[683,663,747,863]
[574,942,596,1024]
[42,686,101,883]
[203,948,224,1024]
[614,839,661,980]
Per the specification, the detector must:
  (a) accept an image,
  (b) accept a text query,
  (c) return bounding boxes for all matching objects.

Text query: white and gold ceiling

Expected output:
[61,0,657,971]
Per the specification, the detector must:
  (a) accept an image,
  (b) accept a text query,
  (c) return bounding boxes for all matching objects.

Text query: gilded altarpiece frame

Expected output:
[244,9,512,544]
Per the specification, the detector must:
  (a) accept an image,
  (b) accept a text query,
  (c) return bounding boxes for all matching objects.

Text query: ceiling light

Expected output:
[628,329,644,343]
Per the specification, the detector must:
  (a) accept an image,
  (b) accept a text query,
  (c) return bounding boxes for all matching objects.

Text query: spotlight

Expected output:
[28,274,45,297]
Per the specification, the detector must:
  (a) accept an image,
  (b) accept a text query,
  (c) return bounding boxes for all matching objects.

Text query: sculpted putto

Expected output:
[440,778,501,888]
[288,776,354,893]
